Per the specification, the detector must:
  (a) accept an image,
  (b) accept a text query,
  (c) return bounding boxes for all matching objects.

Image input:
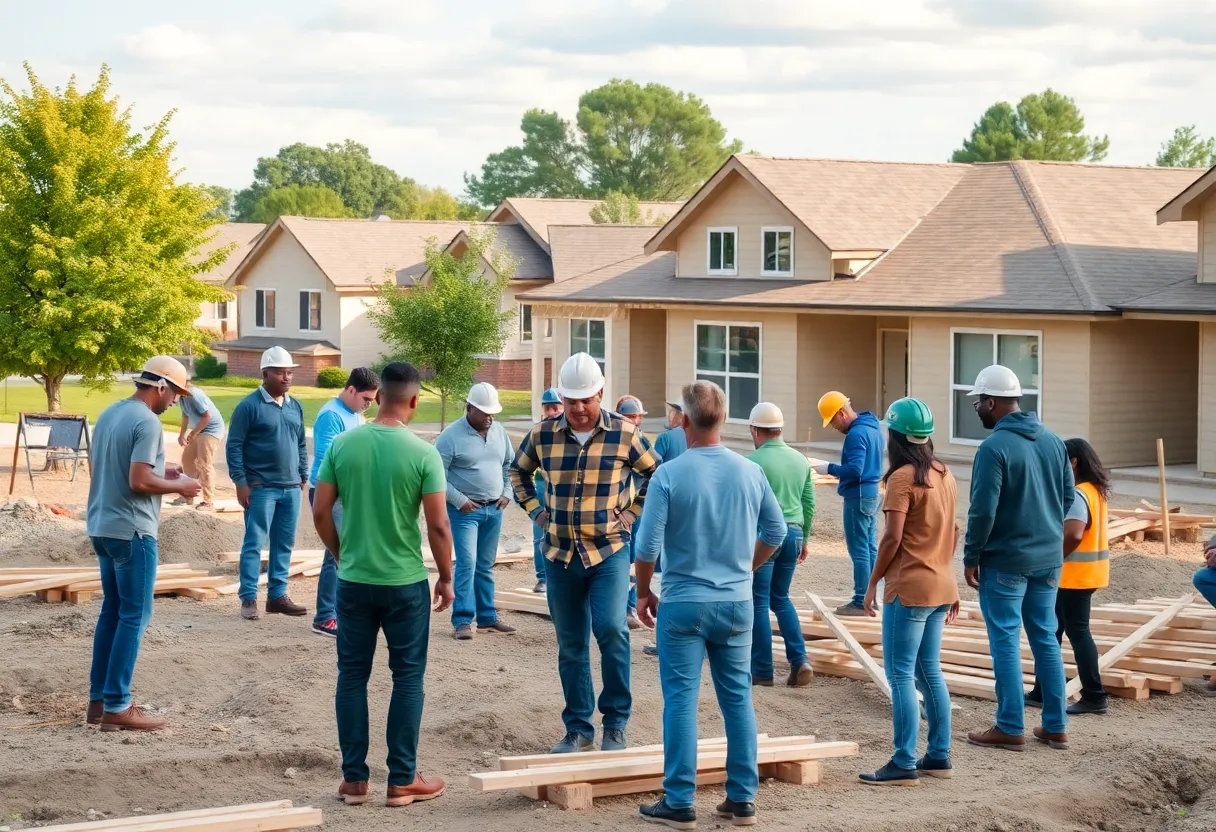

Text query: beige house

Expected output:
[192,222,265,338]
[521,154,1211,473]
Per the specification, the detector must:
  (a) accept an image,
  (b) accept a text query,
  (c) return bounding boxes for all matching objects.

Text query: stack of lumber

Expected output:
[34,801,321,832]
[471,734,859,810]
[800,592,1213,702]
[496,586,551,616]
[0,563,228,604]
[1108,501,1214,544]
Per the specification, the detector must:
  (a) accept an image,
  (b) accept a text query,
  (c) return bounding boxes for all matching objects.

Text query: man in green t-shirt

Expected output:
[312,361,454,809]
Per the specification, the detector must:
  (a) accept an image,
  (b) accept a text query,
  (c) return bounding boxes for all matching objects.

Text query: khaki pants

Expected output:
[181,433,220,503]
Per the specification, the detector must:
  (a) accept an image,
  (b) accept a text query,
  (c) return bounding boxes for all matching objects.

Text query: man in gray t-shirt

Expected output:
[176,385,225,509]
[85,356,199,733]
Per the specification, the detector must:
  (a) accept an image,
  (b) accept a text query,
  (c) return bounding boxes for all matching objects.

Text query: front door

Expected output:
[881,330,909,412]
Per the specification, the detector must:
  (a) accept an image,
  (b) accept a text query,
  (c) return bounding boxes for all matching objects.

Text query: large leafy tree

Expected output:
[248,184,350,223]
[1155,125,1216,168]
[368,229,515,427]
[204,185,234,219]
[589,191,669,225]
[0,64,227,412]
[463,109,587,207]
[951,89,1109,163]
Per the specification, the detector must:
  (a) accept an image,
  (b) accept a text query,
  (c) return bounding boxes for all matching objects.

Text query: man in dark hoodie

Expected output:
[963,364,1074,753]
[811,391,884,616]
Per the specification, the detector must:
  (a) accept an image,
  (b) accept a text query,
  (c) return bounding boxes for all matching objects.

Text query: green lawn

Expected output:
[0,380,531,428]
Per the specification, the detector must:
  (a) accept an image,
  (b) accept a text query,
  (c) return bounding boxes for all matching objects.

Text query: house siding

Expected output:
[237,232,340,344]
[337,293,384,370]
[797,315,881,443]
[1202,195,1216,283]
[627,309,667,410]
[504,281,548,362]
[1200,324,1216,475]
[674,174,832,281]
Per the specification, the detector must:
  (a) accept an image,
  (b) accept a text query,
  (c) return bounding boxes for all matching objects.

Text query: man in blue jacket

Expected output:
[963,364,1073,753]
[811,391,883,616]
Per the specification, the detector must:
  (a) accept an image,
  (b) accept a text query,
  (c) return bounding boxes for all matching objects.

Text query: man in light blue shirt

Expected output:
[635,381,786,829]
[308,367,379,638]
[435,382,516,640]
[175,385,225,509]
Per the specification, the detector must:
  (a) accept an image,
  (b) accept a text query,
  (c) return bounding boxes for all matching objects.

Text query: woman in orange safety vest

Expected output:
[1029,437,1110,715]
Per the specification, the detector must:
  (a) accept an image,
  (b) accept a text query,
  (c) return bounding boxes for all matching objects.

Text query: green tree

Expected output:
[204,185,234,219]
[589,190,669,225]
[1155,125,1216,168]
[951,89,1109,163]
[463,109,587,207]
[247,184,350,223]
[0,64,228,411]
[368,228,515,426]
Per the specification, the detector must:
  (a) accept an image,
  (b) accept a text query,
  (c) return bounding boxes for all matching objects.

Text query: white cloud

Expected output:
[121,25,213,62]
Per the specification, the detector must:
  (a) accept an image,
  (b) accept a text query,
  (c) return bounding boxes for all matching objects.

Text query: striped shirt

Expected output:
[510,409,659,567]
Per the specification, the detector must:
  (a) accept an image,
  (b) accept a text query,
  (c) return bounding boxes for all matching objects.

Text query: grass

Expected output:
[0,379,532,428]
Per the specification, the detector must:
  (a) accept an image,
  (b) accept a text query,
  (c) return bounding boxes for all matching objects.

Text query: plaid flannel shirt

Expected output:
[510,409,659,567]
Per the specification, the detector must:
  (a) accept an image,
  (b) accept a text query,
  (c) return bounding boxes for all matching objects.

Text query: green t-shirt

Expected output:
[748,438,815,531]
[317,424,446,586]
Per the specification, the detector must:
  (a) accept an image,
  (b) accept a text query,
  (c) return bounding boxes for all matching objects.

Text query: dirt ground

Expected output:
[2,445,1215,832]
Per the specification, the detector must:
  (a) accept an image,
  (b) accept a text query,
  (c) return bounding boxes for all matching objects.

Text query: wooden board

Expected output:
[34,803,295,832]
[805,593,890,698]
[1068,594,1194,698]
[0,571,99,598]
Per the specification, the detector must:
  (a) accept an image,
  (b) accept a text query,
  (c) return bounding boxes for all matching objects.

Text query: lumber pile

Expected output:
[0,563,228,604]
[1108,501,1213,544]
[34,801,321,832]
[472,734,858,809]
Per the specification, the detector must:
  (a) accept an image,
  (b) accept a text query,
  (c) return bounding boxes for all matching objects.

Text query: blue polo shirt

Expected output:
[225,386,307,488]
[309,397,363,487]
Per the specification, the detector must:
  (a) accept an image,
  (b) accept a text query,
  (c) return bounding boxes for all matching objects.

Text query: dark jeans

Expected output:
[1030,587,1106,704]
[308,487,341,626]
[88,535,158,713]
[750,527,807,679]
[335,578,431,786]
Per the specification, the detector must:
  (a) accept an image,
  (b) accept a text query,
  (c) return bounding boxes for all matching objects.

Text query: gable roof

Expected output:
[548,225,659,282]
[195,223,265,283]
[434,223,552,281]
[488,197,682,253]
[1157,164,1216,223]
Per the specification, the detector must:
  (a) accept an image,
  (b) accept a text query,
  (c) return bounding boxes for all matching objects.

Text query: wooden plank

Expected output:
[1067,594,1193,698]
[547,783,593,810]
[805,593,890,698]
[171,588,220,601]
[0,572,97,598]
[774,761,823,785]
[1157,438,1171,555]
[35,803,297,832]
[500,734,791,771]
[77,808,323,832]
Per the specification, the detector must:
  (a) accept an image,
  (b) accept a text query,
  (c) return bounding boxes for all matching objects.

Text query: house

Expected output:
[520,153,1210,473]
[192,222,265,338]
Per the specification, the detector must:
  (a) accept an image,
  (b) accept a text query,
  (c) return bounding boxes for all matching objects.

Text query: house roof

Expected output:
[433,223,553,281]
[548,225,659,282]
[218,335,340,355]
[1157,164,1216,223]
[195,223,265,283]
[488,197,682,253]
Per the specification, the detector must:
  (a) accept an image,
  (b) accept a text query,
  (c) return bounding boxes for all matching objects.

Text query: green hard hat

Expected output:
[885,397,934,442]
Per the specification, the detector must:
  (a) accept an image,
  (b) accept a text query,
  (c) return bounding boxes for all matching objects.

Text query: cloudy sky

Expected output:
[5,0,1216,197]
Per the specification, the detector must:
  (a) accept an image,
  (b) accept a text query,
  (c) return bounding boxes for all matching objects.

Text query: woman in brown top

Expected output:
[859,398,961,787]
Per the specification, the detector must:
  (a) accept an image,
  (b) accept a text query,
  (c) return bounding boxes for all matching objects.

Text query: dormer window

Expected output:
[761,227,794,276]
[707,227,738,275]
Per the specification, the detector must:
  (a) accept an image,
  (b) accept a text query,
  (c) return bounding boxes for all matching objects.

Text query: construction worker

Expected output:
[226,346,309,622]
[531,388,564,594]
[87,356,199,732]
[308,367,380,638]
[510,352,659,754]
[858,398,959,786]
[615,394,651,630]
[652,401,688,462]
[635,381,787,828]
[1197,545,1216,695]
[174,382,224,510]
[811,391,884,616]
[747,402,815,688]
[1028,438,1111,715]
[436,382,516,640]
[963,364,1073,753]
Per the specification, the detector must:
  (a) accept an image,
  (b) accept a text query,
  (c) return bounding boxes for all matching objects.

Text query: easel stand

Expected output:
[8,412,92,495]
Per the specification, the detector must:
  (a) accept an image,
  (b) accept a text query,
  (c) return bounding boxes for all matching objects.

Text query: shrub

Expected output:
[194,354,226,379]
[316,367,348,389]
[217,375,263,389]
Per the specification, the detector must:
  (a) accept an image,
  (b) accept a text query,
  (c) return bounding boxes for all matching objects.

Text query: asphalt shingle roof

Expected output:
[498,197,682,251]
[195,223,265,283]
[548,225,660,282]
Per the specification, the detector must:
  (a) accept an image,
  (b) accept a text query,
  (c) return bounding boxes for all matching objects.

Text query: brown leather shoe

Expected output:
[787,662,814,688]
[266,595,307,616]
[100,705,168,732]
[338,780,369,805]
[386,774,445,807]
[87,699,103,725]
[967,725,1025,751]
[1033,726,1069,750]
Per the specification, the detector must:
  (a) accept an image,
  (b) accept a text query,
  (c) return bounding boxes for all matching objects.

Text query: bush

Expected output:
[316,367,348,389]
[216,375,263,389]
[194,354,226,379]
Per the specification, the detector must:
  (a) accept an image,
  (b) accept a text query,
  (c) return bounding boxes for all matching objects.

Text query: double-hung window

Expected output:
[255,289,276,329]
[695,323,761,422]
[951,329,1041,442]
[761,227,794,276]
[707,227,738,275]
[520,304,533,343]
[299,290,321,332]
[570,319,607,375]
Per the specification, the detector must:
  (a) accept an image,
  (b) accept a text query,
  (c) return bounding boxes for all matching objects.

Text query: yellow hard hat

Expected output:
[817,391,849,428]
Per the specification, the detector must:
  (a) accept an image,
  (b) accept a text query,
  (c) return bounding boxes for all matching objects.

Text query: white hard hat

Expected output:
[969,364,1022,397]
[466,382,503,415]
[260,346,299,370]
[557,352,605,400]
[749,402,784,428]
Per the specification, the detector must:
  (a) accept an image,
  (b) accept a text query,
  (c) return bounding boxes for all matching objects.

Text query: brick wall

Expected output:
[226,349,262,379]
[473,358,532,390]
[224,349,341,386]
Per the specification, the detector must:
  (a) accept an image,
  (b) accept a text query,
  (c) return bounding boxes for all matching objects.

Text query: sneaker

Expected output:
[753,677,774,687]
[551,732,596,754]
[338,780,369,805]
[601,728,627,752]
[643,644,659,657]
[86,699,103,726]
[312,619,338,638]
[915,755,953,779]
[1067,698,1108,716]
[834,602,867,617]
[1032,726,1069,750]
[195,502,213,512]
[170,496,191,507]
[787,662,814,688]
[477,620,517,634]
[265,595,307,616]
[1024,691,1043,709]
[967,725,1025,751]
[640,797,697,830]
[532,580,546,594]
[859,760,920,787]
[386,774,445,807]
[100,705,167,732]
[241,600,260,621]
[453,625,474,641]
[715,798,757,826]
[627,609,644,630]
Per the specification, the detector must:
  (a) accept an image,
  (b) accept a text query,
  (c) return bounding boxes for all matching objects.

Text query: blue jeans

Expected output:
[882,598,952,769]
[658,600,758,810]
[627,533,638,613]
[238,485,302,602]
[89,535,158,713]
[751,528,807,679]
[532,486,548,582]
[545,550,631,738]
[308,487,341,625]
[449,503,504,629]
[1195,566,1216,608]
[335,578,431,786]
[843,496,880,607]
[979,566,1068,735]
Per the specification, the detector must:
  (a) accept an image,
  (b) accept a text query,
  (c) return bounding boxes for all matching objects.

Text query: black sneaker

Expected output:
[916,755,953,779]
[715,798,757,826]
[1067,698,1108,716]
[640,797,696,830]
[1024,691,1043,709]
[601,727,627,751]
[550,732,595,754]
[643,644,659,657]
[858,760,920,787]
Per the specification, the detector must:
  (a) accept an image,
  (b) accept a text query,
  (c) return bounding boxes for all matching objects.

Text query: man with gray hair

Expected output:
[635,381,787,828]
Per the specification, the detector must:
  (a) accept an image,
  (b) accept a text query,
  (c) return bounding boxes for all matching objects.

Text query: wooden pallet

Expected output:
[33,801,321,832]
[1109,503,1213,544]
[1,564,227,604]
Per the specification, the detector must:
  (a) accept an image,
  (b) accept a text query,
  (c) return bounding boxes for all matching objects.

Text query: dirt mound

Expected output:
[8,610,93,639]
[158,511,244,563]
[1100,552,1204,604]
[0,499,92,566]
[432,709,533,753]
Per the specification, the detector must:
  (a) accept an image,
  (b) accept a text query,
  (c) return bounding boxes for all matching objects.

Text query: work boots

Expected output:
[787,662,814,687]
[386,774,446,807]
[266,596,307,616]
[100,705,168,732]
[1033,726,1070,750]
[967,725,1025,751]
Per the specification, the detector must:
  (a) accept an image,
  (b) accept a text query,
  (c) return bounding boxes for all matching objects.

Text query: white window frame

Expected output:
[299,290,322,333]
[693,320,763,424]
[570,317,609,377]
[706,226,738,276]
[254,288,276,330]
[760,226,795,277]
[948,327,1042,446]
[520,303,533,344]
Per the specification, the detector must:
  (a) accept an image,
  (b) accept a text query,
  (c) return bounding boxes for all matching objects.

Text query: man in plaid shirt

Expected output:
[511,352,659,754]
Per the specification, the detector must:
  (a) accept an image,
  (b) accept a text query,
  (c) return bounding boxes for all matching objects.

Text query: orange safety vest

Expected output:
[1061,481,1110,590]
